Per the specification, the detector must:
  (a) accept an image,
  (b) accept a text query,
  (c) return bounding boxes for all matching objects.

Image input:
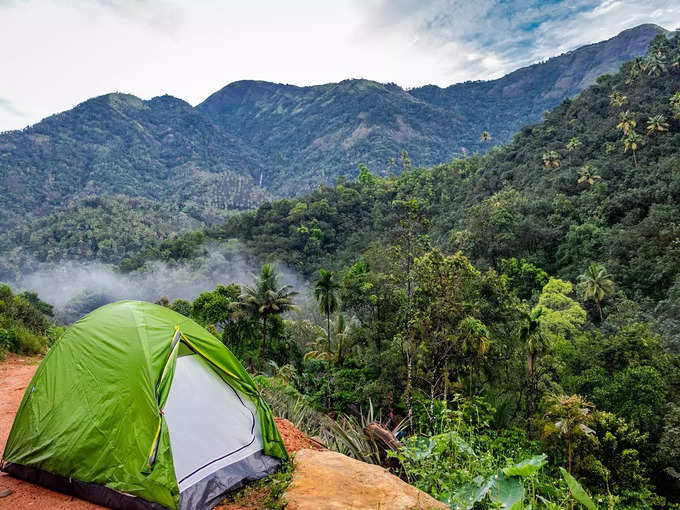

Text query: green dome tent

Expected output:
[1,300,287,510]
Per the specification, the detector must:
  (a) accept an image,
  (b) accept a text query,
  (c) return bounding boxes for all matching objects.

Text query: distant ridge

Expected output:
[0,24,667,230]
[198,24,666,193]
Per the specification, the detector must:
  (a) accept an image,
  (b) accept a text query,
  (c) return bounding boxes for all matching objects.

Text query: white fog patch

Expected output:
[10,241,313,323]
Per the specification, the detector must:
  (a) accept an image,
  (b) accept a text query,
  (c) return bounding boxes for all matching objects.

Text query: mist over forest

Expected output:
[8,242,311,323]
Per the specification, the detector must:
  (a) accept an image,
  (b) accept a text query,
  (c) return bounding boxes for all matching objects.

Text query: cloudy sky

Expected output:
[1,0,678,131]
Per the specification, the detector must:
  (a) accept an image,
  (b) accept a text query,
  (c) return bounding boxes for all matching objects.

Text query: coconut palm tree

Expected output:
[616,110,637,135]
[671,92,680,107]
[647,114,669,135]
[608,91,627,107]
[627,56,646,83]
[314,269,340,350]
[303,314,357,367]
[480,131,491,142]
[672,52,680,71]
[646,51,667,77]
[542,150,560,168]
[333,314,358,367]
[520,307,547,432]
[543,394,595,475]
[240,264,299,367]
[566,137,582,152]
[577,164,601,187]
[579,263,615,321]
[623,130,644,167]
[671,92,680,120]
[458,316,490,397]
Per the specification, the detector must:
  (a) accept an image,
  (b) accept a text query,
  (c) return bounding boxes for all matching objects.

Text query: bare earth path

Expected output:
[0,354,102,509]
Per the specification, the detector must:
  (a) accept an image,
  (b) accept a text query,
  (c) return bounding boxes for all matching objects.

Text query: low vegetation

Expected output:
[0,284,62,356]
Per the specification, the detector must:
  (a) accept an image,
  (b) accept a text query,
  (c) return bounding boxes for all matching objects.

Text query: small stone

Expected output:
[0,489,13,498]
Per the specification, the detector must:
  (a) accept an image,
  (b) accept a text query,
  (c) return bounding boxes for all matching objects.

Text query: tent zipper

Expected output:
[145,328,182,472]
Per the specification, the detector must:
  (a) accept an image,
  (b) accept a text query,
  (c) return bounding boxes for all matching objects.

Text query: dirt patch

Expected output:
[274,418,323,453]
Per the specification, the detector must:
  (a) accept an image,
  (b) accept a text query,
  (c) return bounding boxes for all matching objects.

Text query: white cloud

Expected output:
[0,0,678,131]
[0,98,25,120]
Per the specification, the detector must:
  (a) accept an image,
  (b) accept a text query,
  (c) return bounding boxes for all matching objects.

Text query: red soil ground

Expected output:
[0,355,313,509]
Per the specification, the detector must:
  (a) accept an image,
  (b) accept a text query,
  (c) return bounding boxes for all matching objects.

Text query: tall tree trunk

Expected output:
[527,352,535,436]
[429,383,435,432]
[596,300,603,322]
[568,430,573,474]
[327,311,331,352]
[260,315,268,368]
[406,344,413,432]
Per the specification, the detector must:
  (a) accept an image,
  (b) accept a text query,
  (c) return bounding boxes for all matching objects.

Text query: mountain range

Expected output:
[0,23,666,233]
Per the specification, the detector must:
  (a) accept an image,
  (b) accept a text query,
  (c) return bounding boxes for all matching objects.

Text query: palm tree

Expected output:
[520,307,547,432]
[579,263,615,321]
[267,360,297,384]
[623,130,644,167]
[627,56,646,83]
[671,92,680,108]
[672,52,680,72]
[458,316,490,397]
[480,131,491,142]
[616,110,636,135]
[608,91,627,108]
[647,114,669,135]
[542,150,560,168]
[646,51,667,77]
[577,164,601,187]
[566,137,582,152]
[303,349,334,362]
[333,314,357,367]
[240,264,299,367]
[400,149,411,172]
[671,92,680,120]
[303,315,356,367]
[543,394,595,475]
[314,269,340,350]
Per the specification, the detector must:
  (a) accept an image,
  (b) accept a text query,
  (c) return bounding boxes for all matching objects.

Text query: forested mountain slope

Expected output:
[0,93,267,230]
[199,32,680,344]
[0,24,664,234]
[411,24,665,151]
[198,24,665,194]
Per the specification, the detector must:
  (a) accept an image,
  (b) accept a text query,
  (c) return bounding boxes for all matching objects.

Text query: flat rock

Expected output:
[284,449,448,510]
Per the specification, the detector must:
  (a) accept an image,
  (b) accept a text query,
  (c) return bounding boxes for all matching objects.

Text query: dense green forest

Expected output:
[0,24,661,239]
[199,24,663,195]
[93,32,680,508]
[0,92,268,231]
[3,28,680,510]
[199,33,680,349]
